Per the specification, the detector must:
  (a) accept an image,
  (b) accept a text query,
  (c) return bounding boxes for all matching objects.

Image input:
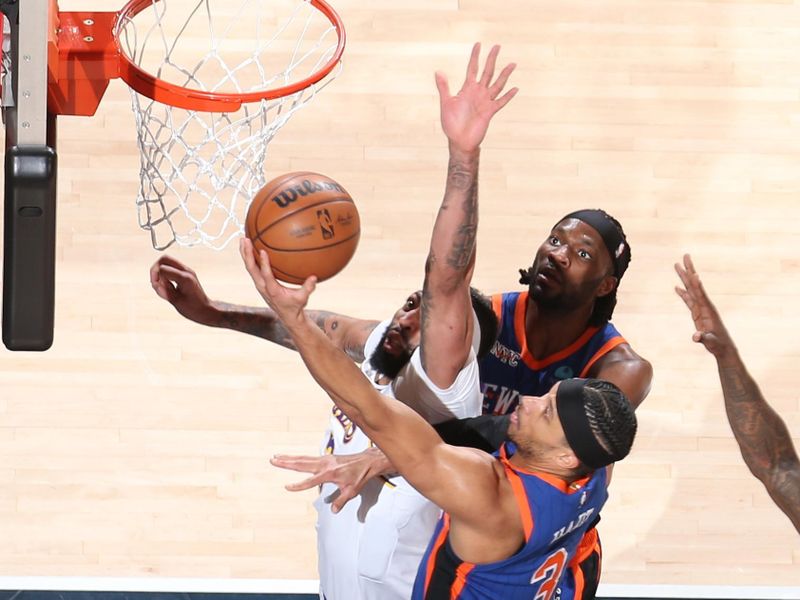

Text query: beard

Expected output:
[507,427,558,462]
[368,329,414,379]
[529,281,585,313]
[528,260,606,315]
[507,427,538,459]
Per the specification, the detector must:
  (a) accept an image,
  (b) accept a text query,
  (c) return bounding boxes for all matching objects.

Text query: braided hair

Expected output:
[581,379,637,463]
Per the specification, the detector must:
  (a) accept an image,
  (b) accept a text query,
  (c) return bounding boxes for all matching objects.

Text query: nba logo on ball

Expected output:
[317,209,335,240]
[245,172,361,284]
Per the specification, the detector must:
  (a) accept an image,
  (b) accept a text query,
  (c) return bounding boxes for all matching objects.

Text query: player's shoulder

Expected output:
[601,339,647,362]
[484,290,524,332]
[588,341,653,407]
[591,342,651,375]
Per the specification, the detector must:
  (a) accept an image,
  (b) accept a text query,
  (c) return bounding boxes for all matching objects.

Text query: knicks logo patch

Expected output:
[554,365,574,380]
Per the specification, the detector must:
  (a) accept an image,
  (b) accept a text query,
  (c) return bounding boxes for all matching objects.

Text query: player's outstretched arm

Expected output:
[675,254,800,532]
[420,43,517,388]
[150,254,377,360]
[271,414,511,513]
[271,448,395,514]
[241,239,505,528]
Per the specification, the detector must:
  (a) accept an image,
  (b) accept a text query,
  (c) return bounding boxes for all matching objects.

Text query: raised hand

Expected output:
[271,448,392,514]
[150,255,217,325]
[674,254,737,360]
[435,42,518,154]
[239,238,316,328]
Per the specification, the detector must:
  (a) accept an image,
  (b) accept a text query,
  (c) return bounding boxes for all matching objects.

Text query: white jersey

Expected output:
[316,316,482,600]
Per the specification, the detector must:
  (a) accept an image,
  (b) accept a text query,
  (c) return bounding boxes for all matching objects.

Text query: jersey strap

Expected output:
[420,513,477,599]
[499,444,534,540]
[492,291,627,374]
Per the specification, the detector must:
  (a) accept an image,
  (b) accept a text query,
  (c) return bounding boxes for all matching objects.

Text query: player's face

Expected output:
[527,219,616,311]
[382,291,423,357]
[367,291,422,378]
[508,382,570,457]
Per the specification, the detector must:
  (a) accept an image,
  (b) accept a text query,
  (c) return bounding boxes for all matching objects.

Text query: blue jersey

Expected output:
[412,445,608,600]
[479,291,626,415]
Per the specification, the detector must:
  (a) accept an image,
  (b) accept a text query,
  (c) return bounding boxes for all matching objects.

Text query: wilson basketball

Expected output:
[245,172,360,284]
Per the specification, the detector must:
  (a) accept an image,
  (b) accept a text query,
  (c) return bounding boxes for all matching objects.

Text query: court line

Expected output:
[0,577,799,598]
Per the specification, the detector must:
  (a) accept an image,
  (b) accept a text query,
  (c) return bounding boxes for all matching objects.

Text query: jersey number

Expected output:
[530,548,568,600]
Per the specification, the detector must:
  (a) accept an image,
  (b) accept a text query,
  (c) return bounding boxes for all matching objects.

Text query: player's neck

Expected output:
[508,453,580,484]
[524,298,595,359]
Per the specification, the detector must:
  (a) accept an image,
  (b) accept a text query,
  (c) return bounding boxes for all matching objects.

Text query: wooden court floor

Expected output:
[1,0,798,588]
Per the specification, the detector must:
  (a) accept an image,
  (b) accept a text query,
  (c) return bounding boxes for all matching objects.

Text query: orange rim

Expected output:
[113,0,346,113]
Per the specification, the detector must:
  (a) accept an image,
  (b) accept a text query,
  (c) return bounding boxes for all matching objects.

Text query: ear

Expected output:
[556,449,581,471]
[595,275,617,299]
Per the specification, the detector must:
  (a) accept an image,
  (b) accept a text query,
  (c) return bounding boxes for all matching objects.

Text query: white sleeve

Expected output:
[391,309,483,423]
[404,349,482,421]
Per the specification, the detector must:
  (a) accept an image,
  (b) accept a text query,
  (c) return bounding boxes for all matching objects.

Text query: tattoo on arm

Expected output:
[420,155,479,365]
[420,285,434,360]
[215,306,364,357]
[769,467,800,531]
[313,312,331,332]
[718,362,800,525]
[444,157,479,271]
[341,320,372,363]
[216,302,297,349]
[313,311,373,362]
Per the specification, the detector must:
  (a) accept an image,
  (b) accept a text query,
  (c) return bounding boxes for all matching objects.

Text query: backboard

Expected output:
[1,0,58,351]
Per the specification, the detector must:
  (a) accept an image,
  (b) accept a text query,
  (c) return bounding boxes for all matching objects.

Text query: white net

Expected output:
[115,0,343,249]
[1,16,11,108]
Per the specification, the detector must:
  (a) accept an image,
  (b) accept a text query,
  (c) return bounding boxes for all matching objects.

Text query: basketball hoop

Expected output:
[113,0,345,249]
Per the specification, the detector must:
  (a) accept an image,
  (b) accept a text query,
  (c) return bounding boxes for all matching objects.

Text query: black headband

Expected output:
[562,209,630,280]
[555,378,615,469]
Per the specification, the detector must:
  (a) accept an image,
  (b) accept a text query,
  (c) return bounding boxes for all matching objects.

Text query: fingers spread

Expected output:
[674,261,692,290]
[677,256,712,303]
[674,285,691,306]
[489,62,516,99]
[465,42,481,83]
[479,44,500,86]
[270,455,322,472]
[683,253,696,275]
[494,86,519,112]
[285,474,322,492]
[331,489,357,513]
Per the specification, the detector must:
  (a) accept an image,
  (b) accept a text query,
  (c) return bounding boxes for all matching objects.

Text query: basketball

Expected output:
[245,172,361,284]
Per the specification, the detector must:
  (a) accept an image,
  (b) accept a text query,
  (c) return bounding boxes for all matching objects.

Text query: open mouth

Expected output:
[383,328,406,351]
[536,264,561,286]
